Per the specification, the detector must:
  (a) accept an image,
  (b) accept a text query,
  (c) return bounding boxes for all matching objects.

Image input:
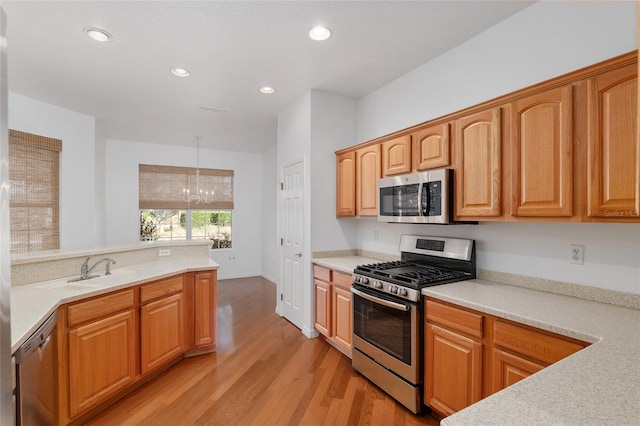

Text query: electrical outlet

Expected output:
[158,249,171,257]
[570,244,584,265]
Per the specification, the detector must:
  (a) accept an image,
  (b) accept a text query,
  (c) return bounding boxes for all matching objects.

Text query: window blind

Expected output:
[139,164,234,210]
[9,129,62,253]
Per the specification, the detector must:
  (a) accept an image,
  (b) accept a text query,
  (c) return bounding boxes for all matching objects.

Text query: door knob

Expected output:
[294,252,302,257]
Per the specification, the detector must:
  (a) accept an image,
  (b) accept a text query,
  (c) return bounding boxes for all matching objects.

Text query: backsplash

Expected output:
[11,241,211,286]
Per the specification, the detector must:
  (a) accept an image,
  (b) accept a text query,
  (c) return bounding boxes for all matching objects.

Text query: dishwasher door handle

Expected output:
[39,335,52,350]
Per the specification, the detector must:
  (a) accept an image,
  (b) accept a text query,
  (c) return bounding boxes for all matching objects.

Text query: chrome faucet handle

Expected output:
[81,256,94,278]
[105,258,116,275]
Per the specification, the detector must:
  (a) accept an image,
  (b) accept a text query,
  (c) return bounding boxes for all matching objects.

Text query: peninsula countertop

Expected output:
[422,279,640,425]
[11,257,219,353]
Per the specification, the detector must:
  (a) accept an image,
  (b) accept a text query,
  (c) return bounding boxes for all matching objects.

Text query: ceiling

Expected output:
[3,1,534,153]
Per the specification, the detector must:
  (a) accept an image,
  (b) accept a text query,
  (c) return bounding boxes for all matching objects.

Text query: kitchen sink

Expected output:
[35,268,137,290]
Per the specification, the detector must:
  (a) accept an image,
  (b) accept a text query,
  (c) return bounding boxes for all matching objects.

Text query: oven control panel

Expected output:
[352,274,420,302]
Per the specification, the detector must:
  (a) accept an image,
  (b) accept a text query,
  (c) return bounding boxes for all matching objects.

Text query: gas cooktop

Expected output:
[355,261,470,288]
[352,235,476,301]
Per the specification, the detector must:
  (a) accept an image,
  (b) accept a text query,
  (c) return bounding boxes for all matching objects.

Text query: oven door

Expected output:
[352,285,420,384]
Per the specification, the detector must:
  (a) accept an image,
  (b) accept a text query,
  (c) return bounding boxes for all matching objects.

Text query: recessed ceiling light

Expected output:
[170,67,191,78]
[83,27,112,42]
[259,86,275,94]
[308,25,331,41]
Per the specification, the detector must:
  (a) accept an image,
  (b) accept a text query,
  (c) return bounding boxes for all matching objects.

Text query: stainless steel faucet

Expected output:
[80,256,117,280]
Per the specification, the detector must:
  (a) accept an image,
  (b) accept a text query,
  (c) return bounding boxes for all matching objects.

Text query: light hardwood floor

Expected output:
[86,277,440,425]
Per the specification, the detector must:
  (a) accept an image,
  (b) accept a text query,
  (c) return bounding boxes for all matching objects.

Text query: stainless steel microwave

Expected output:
[378,168,452,224]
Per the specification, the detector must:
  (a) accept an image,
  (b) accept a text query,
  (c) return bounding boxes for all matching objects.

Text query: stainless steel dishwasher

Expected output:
[14,311,58,426]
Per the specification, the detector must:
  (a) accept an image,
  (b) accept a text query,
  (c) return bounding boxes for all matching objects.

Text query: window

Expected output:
[9,130,62,253]
[139,209,232,247]
[138,164,233,248]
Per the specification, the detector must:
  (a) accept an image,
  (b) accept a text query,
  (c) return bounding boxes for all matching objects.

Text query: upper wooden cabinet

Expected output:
[356,144,381,216]
[381,135,412,176]
[586,63,639,220]
[413,123,450,171]
[336,151,356,217]
[455,108,502,218]
[511,85,574,217]
[335,52,638,223]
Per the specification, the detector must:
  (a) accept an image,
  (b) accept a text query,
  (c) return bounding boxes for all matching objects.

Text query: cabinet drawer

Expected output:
[313,265,331,282]
[68,289,135,327]
[494,320,584,365]
[426,299,483,339]
[332,270,352,289]
[140,275,184,303]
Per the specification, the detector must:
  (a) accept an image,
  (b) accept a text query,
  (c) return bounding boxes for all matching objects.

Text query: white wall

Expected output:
[94,120,107,246]
[105,139,263,280]
[8,93,98,250]
[353,1,640,294]
[261,144,278,283]
[276,92,312,332]
[309,90,358,252]
[357,1,637,142]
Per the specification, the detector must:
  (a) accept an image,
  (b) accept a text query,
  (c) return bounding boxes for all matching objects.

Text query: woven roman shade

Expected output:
[9,129,62,253]
[139,164,234,210]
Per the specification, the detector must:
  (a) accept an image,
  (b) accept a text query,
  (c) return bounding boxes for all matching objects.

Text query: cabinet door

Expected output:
[492,348,544,393]
[381,135,412,176]
[140,293,185,375]
[336,151,356,217]
[413,123,450,170]
[425,323,482,416]
[356,145,381,216]
[194,271,217,348]
[455,108,502,217]
[587,63,639,219]
[511,85,573,217]
[68,310,136,418]
[314,280,331,337]
[332,285,352,354]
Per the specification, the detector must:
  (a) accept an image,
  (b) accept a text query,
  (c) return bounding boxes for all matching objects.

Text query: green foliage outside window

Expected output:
[140,209,232,249]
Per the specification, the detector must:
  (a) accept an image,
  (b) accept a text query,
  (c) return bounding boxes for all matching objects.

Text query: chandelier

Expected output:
[182,135,214,204]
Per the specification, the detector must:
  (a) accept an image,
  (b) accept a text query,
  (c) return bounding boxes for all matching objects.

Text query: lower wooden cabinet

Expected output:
[314,279,331,337]
[424,297,588,418]
[332,285,353,354]
[141,292,185,375]
[193,270,218,348]
[313,265,353,357]
[492,348,543,391]
[424,299,484,416]
[59,270,217,424]
[67,308,136,418]
[425,323,482,416]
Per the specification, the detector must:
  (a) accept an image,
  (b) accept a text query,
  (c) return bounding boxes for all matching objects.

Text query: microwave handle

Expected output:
[419,181,431,217]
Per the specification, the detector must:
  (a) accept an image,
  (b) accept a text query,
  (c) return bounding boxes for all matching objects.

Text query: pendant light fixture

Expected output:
[182,135,214,204]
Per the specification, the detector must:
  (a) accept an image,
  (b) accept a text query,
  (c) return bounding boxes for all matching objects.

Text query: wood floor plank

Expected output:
[86,276,440,426]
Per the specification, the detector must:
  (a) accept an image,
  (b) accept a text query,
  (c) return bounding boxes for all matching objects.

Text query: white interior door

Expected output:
[280,160,304,330]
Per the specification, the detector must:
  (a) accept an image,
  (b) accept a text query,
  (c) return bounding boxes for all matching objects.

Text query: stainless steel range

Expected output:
[351,235,476,414]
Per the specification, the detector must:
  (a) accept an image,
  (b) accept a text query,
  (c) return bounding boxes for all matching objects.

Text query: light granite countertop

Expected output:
[312,255,385,275]
[422,279,640,425]
[11,257,219,354]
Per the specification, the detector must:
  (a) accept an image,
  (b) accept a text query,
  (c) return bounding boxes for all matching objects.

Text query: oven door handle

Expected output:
[351,288,410,312]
